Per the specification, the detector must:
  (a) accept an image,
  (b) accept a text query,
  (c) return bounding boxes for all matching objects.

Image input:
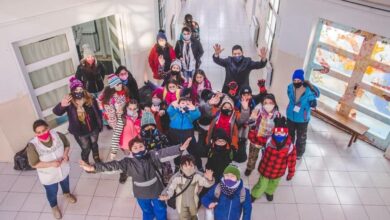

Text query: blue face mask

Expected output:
[273,134,287,143]
[233,56,243,63]
[121,79,129,85]
[133,150,147,159]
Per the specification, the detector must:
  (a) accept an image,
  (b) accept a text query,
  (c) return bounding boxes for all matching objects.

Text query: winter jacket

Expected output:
[98,90,129,128]
[286,83,320,123]
[258,137,296,179]
[187,78,212,105]
[53,99,102,136]
[141,128,170,150]
[201,181,252,220]
[119,116,141,149]
[94,145,182,199]
[162,171,214,214]
[75,60,107,94]
[148,44,176,79]
[205,147,232,180]
[175,39,204,70]
[212,55,267,93]
[167,105,201,130]
[248,106,280,146]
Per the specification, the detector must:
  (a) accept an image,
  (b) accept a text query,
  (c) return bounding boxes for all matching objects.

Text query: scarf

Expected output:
[220,179,241,197]
[215,113,232,137]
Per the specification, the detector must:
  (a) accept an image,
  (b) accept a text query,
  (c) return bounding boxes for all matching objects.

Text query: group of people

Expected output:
[26,14,320,220]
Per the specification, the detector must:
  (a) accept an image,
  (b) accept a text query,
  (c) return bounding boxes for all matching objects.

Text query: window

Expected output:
[306,19,390,149]
[264,0,280,59]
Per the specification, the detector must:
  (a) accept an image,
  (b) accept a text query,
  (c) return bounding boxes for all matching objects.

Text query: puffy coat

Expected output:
[286,84,320,123]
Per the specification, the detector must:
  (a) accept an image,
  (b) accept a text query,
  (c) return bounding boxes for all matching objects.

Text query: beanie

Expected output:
[212,128,230,142]
[156,30,167,42]
[223,164,241,180]
[82,44,95,59]
[292,69,305,81]
[240,85,252,95]
[107,74,122,88]
[141,111,156,128]
[69,76,83,91]
[170,59,182,70]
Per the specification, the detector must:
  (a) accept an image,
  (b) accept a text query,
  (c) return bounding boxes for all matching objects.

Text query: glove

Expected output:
[257,79,267,94]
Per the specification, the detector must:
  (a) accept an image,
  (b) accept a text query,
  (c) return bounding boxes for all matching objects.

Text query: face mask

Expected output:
[143,128,155,137]
[263,104,275,113]
[181,167,195,177]
[119,75,128,81]
[183,34,191,41]
[214,144,226,152]
[127,110,138,118]
[121,79,128,85]
[133,150,147,159]
[152,98,162,106]
[222,178,237,188]
[293,82,303,88]
[171,70,180,76]
[86,59,95,65]
[273,134,287,143]
[233,56,243,63]
[72,91,84,99]
[37,130,51,141]
[221,109,232,116]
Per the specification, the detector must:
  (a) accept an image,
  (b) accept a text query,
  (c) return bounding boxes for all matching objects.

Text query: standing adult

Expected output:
[53,77,103,164]
[115,65,140,101]
[175,27,204,81]
[148,30,176,80]
[27,120,77,219]
[75,44,107,97]
[286,69,320,159]
[212,44,268,93]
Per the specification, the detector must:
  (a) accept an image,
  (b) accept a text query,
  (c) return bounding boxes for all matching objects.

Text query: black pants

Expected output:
[74,129,100,163]
[287,119,308,157]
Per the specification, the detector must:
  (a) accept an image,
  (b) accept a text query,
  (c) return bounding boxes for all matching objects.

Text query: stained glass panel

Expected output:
[314,48,356,76]
[319,23,364,54]
[309,70,347,96]
[371,40,390,66]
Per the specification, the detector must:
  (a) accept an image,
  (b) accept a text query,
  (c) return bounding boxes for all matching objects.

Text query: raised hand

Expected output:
[213,44,225,56]
[208,202,218,209]
[61,95,72,107]
[259,47,268,60]
[79,160,95,172]
[180,137,193,151]
[204,169,214,181]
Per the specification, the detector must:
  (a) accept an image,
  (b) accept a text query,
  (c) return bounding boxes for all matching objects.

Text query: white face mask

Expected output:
[263,104,275,113]
[181,167,195,177]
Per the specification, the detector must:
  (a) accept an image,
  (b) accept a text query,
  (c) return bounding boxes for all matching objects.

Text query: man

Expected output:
[212,44,268,93]
[175,27,204,81]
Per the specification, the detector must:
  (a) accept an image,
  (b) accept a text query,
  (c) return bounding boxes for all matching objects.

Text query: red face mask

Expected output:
[37,130,51,141]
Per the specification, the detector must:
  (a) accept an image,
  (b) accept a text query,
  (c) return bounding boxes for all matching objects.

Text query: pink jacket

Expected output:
[119,116,141,149]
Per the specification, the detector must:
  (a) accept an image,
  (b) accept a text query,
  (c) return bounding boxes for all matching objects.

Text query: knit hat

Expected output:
[82,44,95,58]
[156,30,167,41]
[292,69,305,81]
[69,76,83,91]
[223,164,241,180]
[107,74,122,88]
[170,59,182,70]
[220,95,234,109]
[240,85,252,95]
[273,116,288,134]
[141,111,156,128]
[212,128,230,142]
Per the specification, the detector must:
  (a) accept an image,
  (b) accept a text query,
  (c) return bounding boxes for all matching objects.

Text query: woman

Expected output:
[115,65,140,101]
[26,119,77,219]
[148,30,176,80]
[53,76,103,164]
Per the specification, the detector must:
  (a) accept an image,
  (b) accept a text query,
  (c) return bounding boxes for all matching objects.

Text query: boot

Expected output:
[51,206,62,219]
[64,193,77,204]
[119,172,128,184]
[265,193,274,202]
[244,169,252,176]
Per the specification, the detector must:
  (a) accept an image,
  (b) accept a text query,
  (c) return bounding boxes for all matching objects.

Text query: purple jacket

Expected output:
[184,78,212,105]
[53,99,103,136]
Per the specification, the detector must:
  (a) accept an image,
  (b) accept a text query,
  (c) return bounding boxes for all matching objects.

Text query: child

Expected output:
[159,155,215,220]
[80,137,192,220]
[201,164,252,220]
[186,69,212,106]
[140,111,173,185]
[146,79,185,106]
[167,97,202,170]
[245,93,280,176]
[158,59,186,86]
[251,116,296,202]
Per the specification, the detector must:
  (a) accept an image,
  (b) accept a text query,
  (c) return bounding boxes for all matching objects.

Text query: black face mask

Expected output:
[221,109,232,116]
[214,144,227,152]
[142,129,155,138]
[293,82,303,88]
[72,92,84,99]
[171,70,180,76]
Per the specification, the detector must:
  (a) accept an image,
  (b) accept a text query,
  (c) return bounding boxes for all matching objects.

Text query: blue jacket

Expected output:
[167,105,201,130]
[286,84,320,123]
[201,181,252,220]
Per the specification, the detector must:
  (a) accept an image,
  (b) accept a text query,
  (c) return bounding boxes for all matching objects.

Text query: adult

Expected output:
[212,44,268,93]
[27,120,77,219]
[286,69,320,159]
[115,65,140,101]
[148,30,176,80]
[53,77,103,164]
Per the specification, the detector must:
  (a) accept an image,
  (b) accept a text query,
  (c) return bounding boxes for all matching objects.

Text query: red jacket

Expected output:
[148,45,176,79]
[258,137,296,179]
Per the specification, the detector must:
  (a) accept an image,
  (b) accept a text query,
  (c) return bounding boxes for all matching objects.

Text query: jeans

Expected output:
[74,129,100,163]
[287,119,308,157]
[183,70,195,81]
[137,198,167,220]
[43,175,70,207]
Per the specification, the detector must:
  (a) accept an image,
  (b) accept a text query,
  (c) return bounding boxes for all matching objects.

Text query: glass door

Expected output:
[106,15,126,70]
[306,19,390,150]
[14,29,80,132]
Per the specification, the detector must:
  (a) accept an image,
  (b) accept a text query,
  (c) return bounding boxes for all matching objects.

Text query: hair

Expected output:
[192,69,206,84]
[71,90,94,107]
[232,45,243,52]
[33,119,49,132]
[180,154,195,167]
[115,65,136,81]
[165,79,178,90]
[101,85,130,105]
[184,14,193,23]
[182,26,192,33]
[178,96,191,104]
[128,136,144,150]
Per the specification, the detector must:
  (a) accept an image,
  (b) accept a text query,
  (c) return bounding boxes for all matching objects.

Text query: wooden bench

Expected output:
[312,102,369,147]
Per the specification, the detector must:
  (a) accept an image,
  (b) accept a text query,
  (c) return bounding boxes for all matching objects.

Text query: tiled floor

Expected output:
[0,0,390,219]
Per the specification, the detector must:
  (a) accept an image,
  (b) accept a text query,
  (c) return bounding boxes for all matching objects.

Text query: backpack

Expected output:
[14,145,35,171]
[214,184,246,203]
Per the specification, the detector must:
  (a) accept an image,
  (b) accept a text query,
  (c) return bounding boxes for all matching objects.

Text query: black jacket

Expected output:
[75,60,107,94]
[175,39,204,69]
[213,55,267,93]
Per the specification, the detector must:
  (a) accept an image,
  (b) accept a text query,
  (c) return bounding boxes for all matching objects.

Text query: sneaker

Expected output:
[250,195,256,203]
[64,193,77,203]
[265,193,273,202]
[244,169,252,176]
[51,206,62,219]
[119,173,128,184]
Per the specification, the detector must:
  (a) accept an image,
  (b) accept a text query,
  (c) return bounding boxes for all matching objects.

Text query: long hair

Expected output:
[101,85,130,105]
[71,90,94,107]
[192,69,207,85]
[115,65,136,82]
